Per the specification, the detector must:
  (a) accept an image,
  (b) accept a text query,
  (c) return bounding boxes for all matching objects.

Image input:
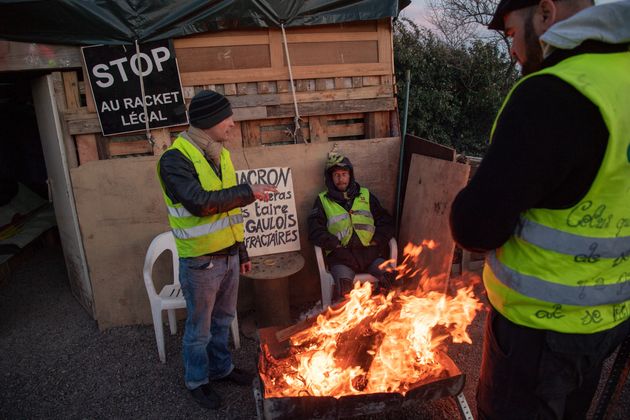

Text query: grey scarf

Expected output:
[184,126,224,165]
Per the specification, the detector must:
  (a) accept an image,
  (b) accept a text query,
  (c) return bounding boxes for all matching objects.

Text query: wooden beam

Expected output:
[326,112,364,121]
[257,81,277,94]
[285,32,378,43]
[276,80,291,93]
[242,121,261,147]
[267,97,395,119]
[315,78,335,91]
[227,122,244,149]
[224,83,237,96]
[309,116,328,143]
[328,122,364,138]
[82,66,97,113]
[226,85,393,108]
[237,82,258,95]
[377,18,393,67]
[76,135,99,164]
[0,41,81,72]
[109,140,152,156]
[268,28,285,70]
[366,111,391,139]
[62,71,81,111]
[66,113,101,135]
[232,106,267,121]
[180,62,391,86]
[362,76,381,86]
[334,77,353,89]
[52,72,79,168]
[296,79,316,92]
[174,33,270,48]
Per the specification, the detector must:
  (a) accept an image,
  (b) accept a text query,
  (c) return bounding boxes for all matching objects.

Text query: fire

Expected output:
[259,241,483,398]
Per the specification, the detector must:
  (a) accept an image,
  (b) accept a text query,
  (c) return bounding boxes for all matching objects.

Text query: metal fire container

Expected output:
[254,326,469,420]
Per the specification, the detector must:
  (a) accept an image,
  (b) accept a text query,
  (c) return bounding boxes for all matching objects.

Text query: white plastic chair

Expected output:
[315,237,398,309]
[143,231,240,363]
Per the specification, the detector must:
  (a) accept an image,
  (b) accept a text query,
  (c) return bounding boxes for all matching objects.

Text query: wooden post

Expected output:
[309,116,328,143]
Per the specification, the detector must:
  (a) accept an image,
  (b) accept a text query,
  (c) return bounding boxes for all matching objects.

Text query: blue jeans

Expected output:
[179,254,239,390]
[330,257,386,298]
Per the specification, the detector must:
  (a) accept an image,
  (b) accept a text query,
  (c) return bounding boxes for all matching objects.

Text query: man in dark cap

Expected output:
[157,90,277,409]
[450,0,630,418]
[308,152,395,302]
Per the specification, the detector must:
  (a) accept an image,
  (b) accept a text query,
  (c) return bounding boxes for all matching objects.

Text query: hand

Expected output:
[240,261,252,274]
[250,184,278,202]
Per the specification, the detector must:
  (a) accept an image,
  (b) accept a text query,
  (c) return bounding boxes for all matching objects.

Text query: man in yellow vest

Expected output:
[450,1,630,418]
[308,152,395,301]
[157,90,277,409]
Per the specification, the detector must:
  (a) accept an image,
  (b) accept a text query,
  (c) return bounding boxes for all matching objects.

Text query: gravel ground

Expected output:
[1,245,628,419]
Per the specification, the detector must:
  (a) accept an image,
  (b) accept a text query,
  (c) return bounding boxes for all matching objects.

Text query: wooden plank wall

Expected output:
[55,19,398,165]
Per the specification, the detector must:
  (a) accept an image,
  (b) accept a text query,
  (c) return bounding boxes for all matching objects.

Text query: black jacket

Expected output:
[450,42,626,253]
[308,186,395,273]
[158,145,255,261]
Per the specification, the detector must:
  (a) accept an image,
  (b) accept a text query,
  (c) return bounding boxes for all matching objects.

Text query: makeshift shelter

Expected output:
[0,0,409,329]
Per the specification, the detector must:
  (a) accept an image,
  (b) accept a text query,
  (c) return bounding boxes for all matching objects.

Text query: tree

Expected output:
[427,0,518,79]
[394,17,518,155]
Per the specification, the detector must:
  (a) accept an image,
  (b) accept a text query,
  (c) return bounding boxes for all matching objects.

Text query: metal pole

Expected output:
[395,69,411,236]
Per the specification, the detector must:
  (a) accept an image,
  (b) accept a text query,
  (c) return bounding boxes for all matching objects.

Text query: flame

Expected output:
[259,241,483,398]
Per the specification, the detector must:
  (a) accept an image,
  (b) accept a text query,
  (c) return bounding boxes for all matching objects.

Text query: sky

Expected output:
[398,0,621,28]
[399,0,432,27]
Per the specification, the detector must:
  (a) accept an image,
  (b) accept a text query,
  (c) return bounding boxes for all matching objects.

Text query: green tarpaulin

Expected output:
[0,0,410,45]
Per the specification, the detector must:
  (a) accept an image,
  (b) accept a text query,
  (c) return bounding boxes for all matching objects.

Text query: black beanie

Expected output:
[188,90,233,129]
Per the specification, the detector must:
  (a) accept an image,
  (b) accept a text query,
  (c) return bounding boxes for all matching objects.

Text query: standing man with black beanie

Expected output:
[157,90,277,409]
[450,1,630,418]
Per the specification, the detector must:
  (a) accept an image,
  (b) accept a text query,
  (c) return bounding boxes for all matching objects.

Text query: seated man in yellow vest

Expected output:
[157,90,277,410]
[308,152,395,301]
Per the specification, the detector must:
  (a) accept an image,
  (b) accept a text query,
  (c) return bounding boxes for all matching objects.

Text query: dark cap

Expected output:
[488,0,540,31]
[188,90,233,129]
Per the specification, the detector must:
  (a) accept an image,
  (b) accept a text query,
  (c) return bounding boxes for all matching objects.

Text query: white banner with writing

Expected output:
[236,167,300,257]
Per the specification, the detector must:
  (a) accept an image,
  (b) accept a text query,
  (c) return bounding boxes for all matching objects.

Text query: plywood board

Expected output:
[176,45,271,72]
[399,154,470,282]
[287,41,378,66]
[71,137,400,328]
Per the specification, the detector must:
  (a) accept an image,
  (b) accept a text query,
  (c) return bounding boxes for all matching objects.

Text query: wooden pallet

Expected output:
[52,19,398,166]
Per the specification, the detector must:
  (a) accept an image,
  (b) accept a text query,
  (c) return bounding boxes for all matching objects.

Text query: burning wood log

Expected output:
[333,302,392,391]
[259,242,484,399]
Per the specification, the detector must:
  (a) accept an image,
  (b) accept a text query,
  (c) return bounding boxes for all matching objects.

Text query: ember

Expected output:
[259,241,483,398]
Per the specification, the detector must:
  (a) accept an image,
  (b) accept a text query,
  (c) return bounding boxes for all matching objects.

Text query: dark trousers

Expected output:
[477,307,630,420]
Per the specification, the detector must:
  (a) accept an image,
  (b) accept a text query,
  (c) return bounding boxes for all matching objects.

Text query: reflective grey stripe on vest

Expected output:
[351,210,372,218]
[167,205,193,218]
[327,213,350,227]
[354,223,376,234]
[518,218,630,259]
[336,228,352,241]
[487,251,630,306]
[172,214,243,240]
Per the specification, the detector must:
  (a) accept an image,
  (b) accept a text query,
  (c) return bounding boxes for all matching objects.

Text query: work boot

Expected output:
[190,383,222,409]
[213,367,255,386]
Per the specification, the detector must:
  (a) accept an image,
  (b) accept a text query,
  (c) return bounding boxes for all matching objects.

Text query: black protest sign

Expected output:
[81,39,188,136]
[236,167,301,257]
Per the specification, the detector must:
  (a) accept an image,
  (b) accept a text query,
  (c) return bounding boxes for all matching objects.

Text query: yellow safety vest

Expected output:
[319,187,375,248]
[157,136,244,258]
[484,51,630,333]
